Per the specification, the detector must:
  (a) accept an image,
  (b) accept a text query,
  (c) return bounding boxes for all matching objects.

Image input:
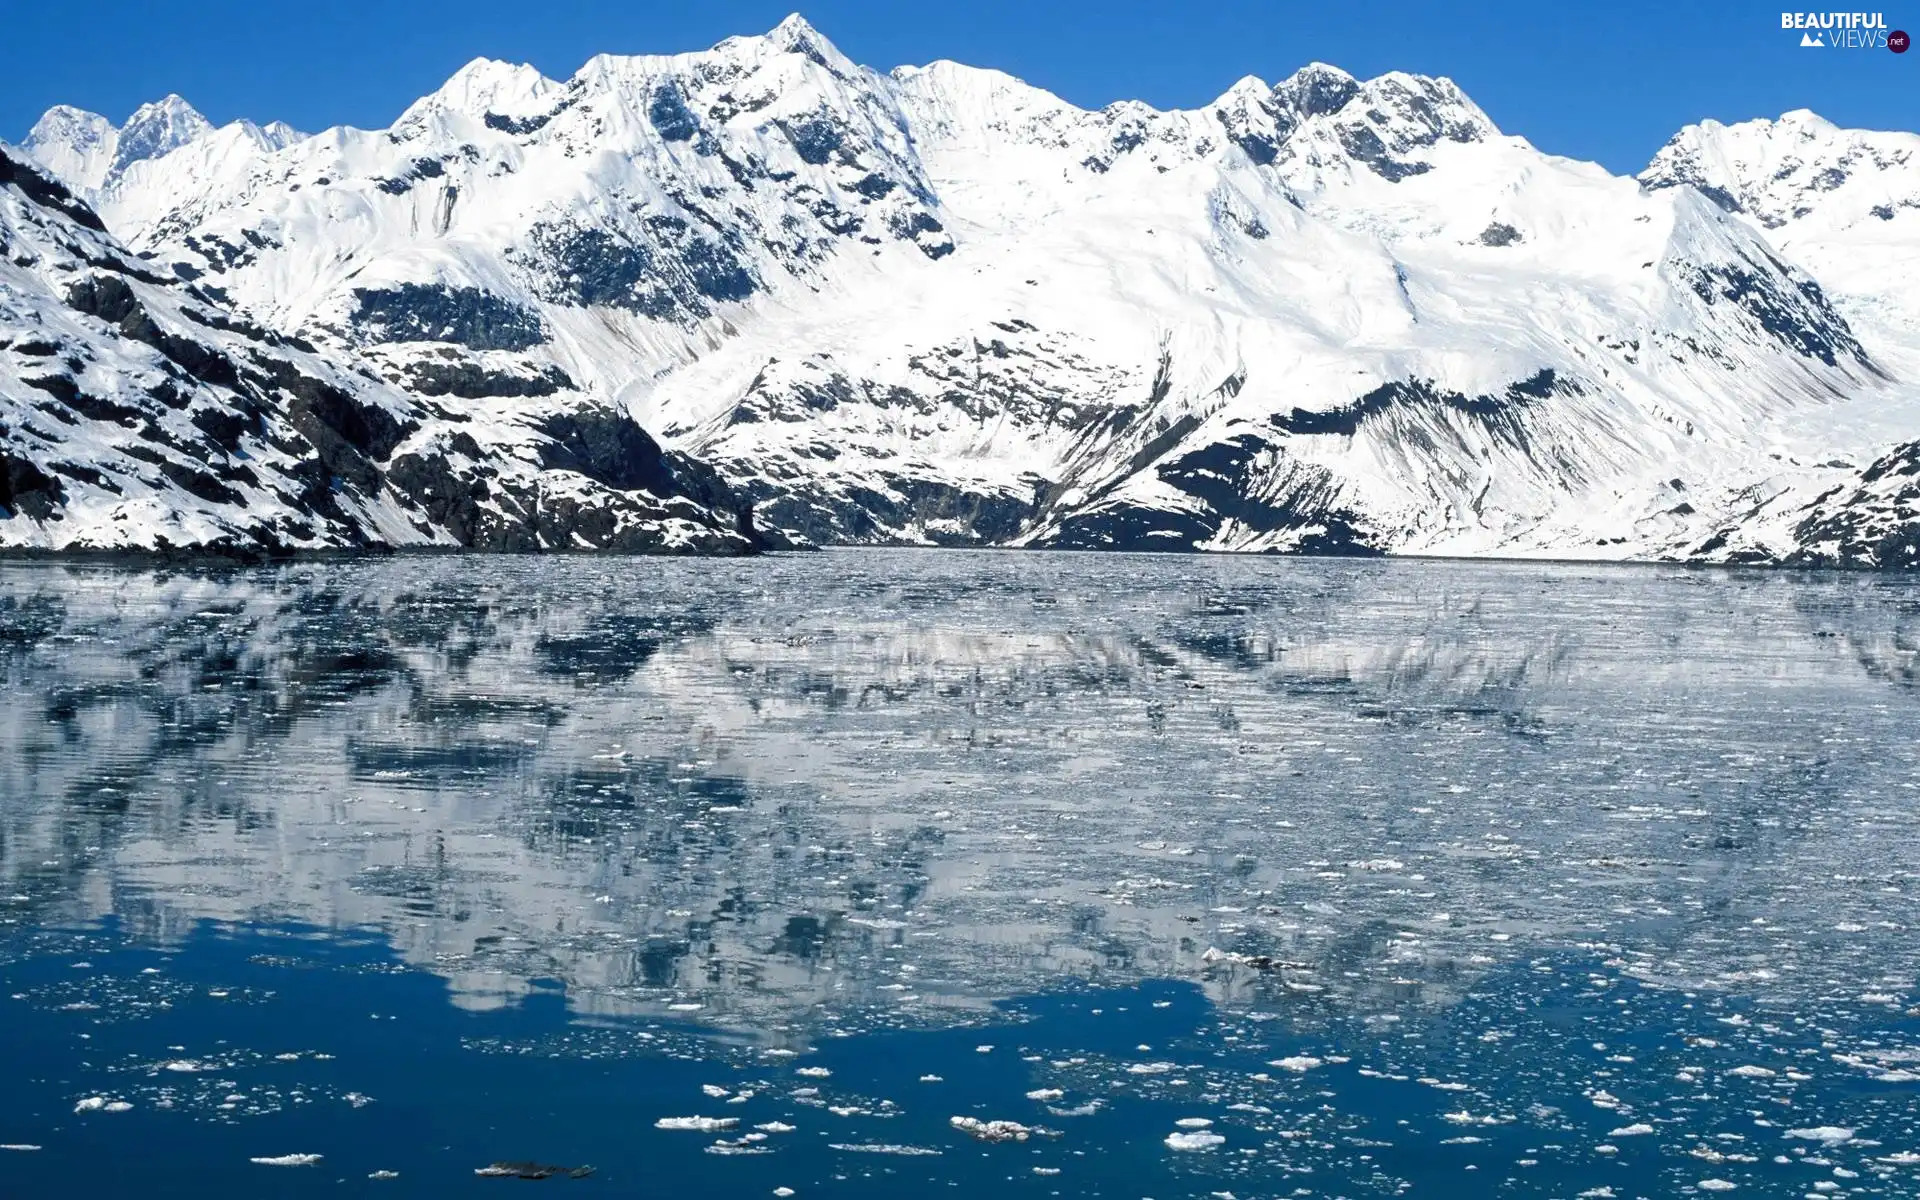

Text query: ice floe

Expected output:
[656,1116,739,1132]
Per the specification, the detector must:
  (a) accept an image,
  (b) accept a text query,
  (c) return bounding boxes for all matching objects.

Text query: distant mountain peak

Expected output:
[111,94,214,178]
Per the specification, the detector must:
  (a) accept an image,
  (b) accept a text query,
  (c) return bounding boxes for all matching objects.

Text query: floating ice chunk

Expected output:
[1784,1127,1855,1145]
[1033,1167,1060,1176]
[1609,1124,1654,1137]
[975,1045,994,1054]
[774,1190,795,1198]
[795,1067,832,1078]
[829,1143,942,1155]
[73,1097,107,1112]
[1165,1130,1225,1151]
[1127,1062,1175,1075]
[702,1084,731,1098]
[250,1154,322,1166]
[1047,1101,1103,1117]
[1269,1056,1322,1073]
[919,1075,942,1082]
[1025,1089,1063,1101]
[951,1117,1048,1142]
[755,1123,795,1133]
[0,1145,42,1152]
[1697,1181,1736,1192]
[656,1117,739,1132]
[368,1170,399,1180]
[1728,1066,1776,1078]
[1347,859,1405,872]
[474,1163,595,1179]
[160,1059,207,1072]
[1174,1117,1214,1129]
[667,1003,703,1012]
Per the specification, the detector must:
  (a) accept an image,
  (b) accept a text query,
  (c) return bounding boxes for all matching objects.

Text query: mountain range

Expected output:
[6,14,1919,565]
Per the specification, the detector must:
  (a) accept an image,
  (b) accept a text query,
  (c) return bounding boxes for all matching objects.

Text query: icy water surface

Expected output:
[1,550,1917,1197]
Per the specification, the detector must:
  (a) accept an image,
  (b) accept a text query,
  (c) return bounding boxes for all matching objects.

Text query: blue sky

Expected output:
[3,1,1915,173]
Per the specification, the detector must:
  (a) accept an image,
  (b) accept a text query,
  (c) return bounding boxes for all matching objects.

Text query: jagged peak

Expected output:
[402,57,557,125]
[1271,62,1363,121]
[761,11,857,75]
[1777,107,1832,128]
[123,93,210,131]
[769,12,823,45]
[26,103,112,140]
[1215,75,1271,104]
[1281,61,1359,91]
[260,120,306,148]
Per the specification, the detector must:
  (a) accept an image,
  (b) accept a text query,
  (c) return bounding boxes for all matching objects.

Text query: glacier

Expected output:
[7,13,1920,565]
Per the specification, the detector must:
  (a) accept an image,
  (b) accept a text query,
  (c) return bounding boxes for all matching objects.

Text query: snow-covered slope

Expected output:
[12,14,1920,565]
[1640,112,1920,566]
[0,147,762,554]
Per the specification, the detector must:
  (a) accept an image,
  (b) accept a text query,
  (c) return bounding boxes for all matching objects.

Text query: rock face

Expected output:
[0,148,762,554]
[10,14,1920,564]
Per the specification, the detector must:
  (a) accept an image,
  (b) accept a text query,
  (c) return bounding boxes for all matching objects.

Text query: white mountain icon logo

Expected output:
[1801,30,1825,46]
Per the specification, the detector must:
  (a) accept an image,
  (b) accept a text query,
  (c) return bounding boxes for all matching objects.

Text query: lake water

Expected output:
[0,550,1916,1197]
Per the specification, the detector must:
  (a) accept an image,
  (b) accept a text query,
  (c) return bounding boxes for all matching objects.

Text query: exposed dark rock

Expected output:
[1677,250,1870,368]
[775,112,844,165]
[66,273,241,388]
[349,284,547,351]
[375,156,448,195]
[392,356,575,399]
[648,85,700,142]
[535,409,679,495]
[1272,371,1577,445]
[1785,440,1920,569]
[1478,221,1522,246]
[0,147,108,232]
[0,453,66,520]
[528,221,756,318]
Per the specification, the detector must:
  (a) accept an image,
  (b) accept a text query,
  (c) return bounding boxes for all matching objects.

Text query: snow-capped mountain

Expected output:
[0,147,763,553]
[10,14,1920,564]
[1644,109,1920,355]
[1639,111,1920,566]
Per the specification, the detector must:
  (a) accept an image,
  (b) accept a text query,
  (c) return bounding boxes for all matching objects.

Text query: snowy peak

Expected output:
[19,93,285,197]
[9,15,1920,568]
[21,105,119,192]
[1274,62,1361,119]
[763,11,858,76]
[397,57,558,126]
[111,94,214,177]
[1642,109,1920,231]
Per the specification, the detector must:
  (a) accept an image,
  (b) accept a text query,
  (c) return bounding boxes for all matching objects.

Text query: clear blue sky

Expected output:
[3,1,1915,174]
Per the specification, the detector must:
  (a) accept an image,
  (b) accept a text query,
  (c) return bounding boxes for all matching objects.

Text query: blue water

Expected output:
[2,552,1918,1196]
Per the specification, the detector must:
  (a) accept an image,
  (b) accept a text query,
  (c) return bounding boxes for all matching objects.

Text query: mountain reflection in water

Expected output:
[1,550,1917,1040]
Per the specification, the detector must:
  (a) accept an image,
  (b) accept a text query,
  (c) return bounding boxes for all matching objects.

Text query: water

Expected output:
[0,550,1916,1197]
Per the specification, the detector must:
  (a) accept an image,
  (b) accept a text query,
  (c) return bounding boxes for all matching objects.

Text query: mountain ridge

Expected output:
[7,13,1920,565]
